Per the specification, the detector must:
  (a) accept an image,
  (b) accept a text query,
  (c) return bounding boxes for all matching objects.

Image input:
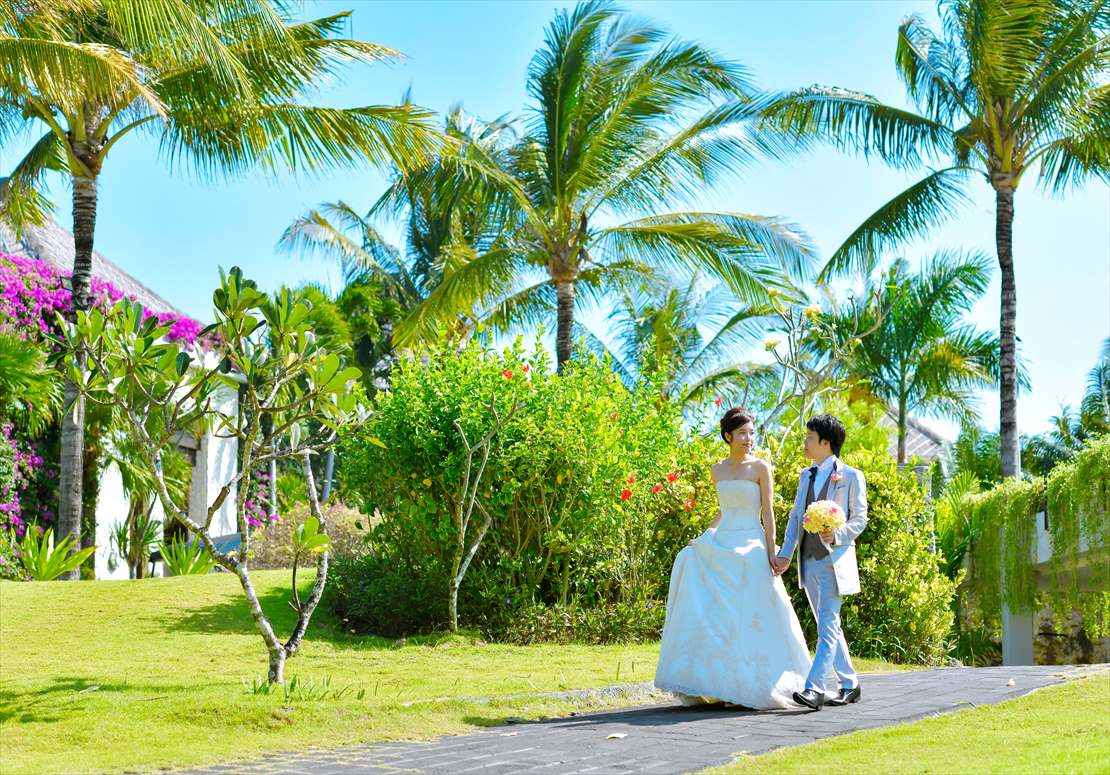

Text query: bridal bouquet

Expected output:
[803,499,845,534]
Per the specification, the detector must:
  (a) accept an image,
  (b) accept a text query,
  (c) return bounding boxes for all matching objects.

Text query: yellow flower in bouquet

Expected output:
[803,499,845,534]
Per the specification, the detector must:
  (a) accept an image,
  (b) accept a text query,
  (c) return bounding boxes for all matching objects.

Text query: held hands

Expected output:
[769,555,790,576]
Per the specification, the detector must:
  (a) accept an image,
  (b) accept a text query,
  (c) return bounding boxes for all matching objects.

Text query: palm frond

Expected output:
[596,212,797,303]
[597,96,807,215]
[0,36,164,116]
[277,203,412,292]
[393,245,525,347]
[761,85,960,170]
[0,129,67,230]
[162,102,443,180]
[821,166,973,280]
[1034,85,1110,193]
[895,13,974,125]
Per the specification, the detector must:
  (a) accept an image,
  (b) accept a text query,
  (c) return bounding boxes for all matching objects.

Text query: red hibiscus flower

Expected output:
[626,475,636,484]
[666,471,679,482]
[683,498,696,511]
[651,483,663,494]
[620,488,632,501]
[610,412,618,421]
[502,369,513,379]
[523,363,531,373]
[714,396,722,406]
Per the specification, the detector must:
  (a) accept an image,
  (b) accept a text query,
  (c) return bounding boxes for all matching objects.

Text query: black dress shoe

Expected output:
[827,686,862,706]
[792,688,825,710]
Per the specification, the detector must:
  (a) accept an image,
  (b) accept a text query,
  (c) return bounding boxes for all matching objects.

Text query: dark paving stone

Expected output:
[181,666,1097,775]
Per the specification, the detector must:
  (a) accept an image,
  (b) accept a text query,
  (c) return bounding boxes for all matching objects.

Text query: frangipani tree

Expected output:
[57,268,368,683]
[1,0,441,572]
[760,284,890,442]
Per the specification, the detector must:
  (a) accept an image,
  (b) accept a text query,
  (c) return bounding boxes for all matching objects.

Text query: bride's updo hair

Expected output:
[720,407,756,442]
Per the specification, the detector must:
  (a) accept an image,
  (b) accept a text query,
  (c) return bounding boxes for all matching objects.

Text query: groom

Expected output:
[771,414,868,711]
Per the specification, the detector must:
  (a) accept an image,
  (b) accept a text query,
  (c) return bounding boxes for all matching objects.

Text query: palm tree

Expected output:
[1,0,442,572]
[827,250,1005,463]
[394,1,814,370]
[1080,337,1109,435]
[765,0,1110,478]
[591,277,777,408]
[281,108,516,350]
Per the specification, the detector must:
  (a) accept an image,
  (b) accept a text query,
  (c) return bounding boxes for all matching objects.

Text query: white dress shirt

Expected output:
[809,455,838,499]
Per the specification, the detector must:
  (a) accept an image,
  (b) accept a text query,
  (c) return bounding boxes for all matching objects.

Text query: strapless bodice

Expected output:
[714,478,762,531]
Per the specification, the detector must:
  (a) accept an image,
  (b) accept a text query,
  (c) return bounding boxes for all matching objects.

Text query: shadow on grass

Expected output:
[151,577,462,652]
[0,676,218,724]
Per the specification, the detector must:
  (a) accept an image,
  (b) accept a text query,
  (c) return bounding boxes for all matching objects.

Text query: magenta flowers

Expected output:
[0,252,207,346]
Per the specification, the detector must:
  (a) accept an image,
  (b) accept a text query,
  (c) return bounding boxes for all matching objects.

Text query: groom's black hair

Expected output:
[806,414,846,456]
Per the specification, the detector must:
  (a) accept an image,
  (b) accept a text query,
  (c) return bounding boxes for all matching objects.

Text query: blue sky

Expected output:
[3,0,1107,438]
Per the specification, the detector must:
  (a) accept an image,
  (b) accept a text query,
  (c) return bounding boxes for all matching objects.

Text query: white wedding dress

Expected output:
[654,478,810,709]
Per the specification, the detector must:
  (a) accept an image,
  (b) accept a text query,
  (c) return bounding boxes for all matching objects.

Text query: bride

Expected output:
[654,407,810,709]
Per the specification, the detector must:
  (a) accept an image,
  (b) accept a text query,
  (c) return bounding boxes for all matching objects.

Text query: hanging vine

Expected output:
[1045,436,1110,638]
[963,436,1109,638]
[964,478,1040,628]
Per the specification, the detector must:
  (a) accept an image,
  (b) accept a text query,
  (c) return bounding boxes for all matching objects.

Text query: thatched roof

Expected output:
[0,215,186,318]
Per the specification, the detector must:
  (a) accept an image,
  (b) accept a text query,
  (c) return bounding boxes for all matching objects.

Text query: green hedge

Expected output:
[330,342,958,660]
[331,339,719,639]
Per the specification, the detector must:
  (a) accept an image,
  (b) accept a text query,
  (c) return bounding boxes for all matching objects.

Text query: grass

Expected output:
[708,672,1110,775]
[0,570,910,774]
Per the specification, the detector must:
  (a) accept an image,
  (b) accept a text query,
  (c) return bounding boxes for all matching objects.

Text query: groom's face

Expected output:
[803,430,831,462]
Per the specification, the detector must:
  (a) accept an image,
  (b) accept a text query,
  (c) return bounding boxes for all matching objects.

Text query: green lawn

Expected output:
[0,570,910,774]
[709,672,1110,775]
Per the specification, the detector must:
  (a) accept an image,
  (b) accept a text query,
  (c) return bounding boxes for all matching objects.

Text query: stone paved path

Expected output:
[186,666,1087,775]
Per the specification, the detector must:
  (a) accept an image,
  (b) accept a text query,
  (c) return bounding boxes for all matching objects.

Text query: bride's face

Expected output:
[728,422,756,453]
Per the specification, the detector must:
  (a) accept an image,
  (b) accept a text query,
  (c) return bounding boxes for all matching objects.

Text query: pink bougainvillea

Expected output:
[0,252,209,532]
[0,422,54,536]
[0,252,208,346]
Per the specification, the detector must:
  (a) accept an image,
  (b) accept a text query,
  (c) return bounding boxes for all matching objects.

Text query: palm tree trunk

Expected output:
[995,186,1021,479]
[57,173,98,580]
[555,279,575,372]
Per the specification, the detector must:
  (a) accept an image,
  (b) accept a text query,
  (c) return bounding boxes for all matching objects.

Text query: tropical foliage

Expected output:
[589,278,775,408]
[356,2,815,368]
[828,250,1003,462]
[2,0,442,573]
[765,0,1110,479]
[10,526,96,581]
[332,339,720,638]
[961,435,1110,641]
[156,536,217,576]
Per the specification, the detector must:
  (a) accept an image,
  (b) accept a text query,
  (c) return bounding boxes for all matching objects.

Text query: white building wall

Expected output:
[92,381,239,579]
[193,382,240,538]
[93,462,165,580]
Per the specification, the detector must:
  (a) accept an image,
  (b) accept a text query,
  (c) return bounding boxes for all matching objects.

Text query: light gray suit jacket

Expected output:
[777,457,868,595]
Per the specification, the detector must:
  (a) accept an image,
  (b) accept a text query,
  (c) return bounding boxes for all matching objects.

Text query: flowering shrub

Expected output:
[0,252,206,539]
[0,253,206,346]
[331,339,719,638]
[0,422,53,537]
